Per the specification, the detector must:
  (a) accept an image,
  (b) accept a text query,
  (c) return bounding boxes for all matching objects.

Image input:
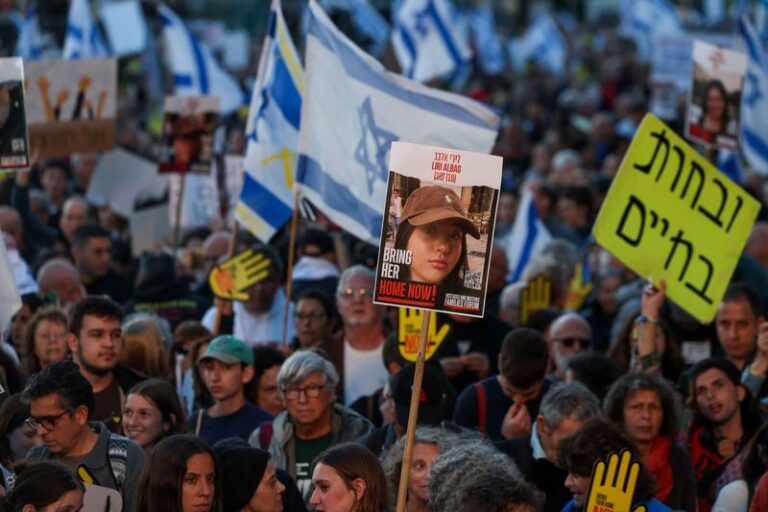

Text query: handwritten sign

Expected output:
[593,114,759,323]
[398,309,450,362]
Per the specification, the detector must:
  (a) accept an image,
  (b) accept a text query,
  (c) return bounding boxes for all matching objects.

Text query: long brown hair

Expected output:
[22,306,68,376]
[314,443,389,512]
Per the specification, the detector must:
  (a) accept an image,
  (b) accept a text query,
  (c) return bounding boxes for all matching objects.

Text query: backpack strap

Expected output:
[107,434,128,494]
[474,381,487,434]
[258,421,274,448]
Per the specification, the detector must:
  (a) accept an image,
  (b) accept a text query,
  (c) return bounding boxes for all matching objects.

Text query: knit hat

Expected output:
[214,439,271,510]
[401,185,480,239]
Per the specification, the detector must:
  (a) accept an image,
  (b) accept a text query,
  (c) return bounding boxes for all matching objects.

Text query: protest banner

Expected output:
[159,96,218,174]
[593,114,760,323]
[373,141,502,317]
[0,58,29,169]
[24,58,116,158]
[397,308,451,362]
[685,40,746,151]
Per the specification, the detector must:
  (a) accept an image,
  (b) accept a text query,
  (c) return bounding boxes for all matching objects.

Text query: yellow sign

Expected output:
[519,275,552,326]
[398,309,450,362]
[592,114,759,323]
[586,450,645,512]
[209,250,272,301]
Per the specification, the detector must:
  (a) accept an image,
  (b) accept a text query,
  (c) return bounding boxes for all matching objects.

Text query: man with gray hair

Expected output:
[249,349,372,502]
[548,312,592,379]
[499,381,602,512]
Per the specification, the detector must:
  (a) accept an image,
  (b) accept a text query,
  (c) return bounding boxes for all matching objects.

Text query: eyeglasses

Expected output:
[295,311,327,322]
[38,333,67,343]
[282,384,327,400]
[338,288,373,299]
[554,337,590,349]
[25,409,72,431]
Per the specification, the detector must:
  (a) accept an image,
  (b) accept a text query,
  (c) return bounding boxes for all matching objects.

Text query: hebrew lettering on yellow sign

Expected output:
[586,450,647,512]
[209,250,272,301]
[592,114,759,323]
[519,275,552,326]
[398,309,450,362]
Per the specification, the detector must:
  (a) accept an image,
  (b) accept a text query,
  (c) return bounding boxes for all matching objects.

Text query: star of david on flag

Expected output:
[297,0,499,245]
[236,0,304,242]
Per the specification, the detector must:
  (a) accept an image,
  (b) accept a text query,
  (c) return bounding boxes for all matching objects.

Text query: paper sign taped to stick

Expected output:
[373,142,502,317]
[593,114,759,323]
[209,249,273,301]
[25,58,117,158]
[398,309,450,362]
[586,450,642,512]
[0,58,29,169]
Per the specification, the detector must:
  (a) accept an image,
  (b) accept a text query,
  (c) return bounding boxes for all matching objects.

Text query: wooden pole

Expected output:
[213,221,240,335]
[395,310,432,512]
[172,172,187,261]
[281,191,301,347]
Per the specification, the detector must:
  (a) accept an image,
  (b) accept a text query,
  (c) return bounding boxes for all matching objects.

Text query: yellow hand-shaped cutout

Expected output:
[519,275,552,325]
[209,250,272,301]
[397,308,450,362]
[586,450,647,512]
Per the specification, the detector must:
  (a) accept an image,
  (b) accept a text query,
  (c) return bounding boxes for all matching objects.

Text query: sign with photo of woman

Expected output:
[373,141,502,317]
[158,96,218,174]
[685,40,746,151]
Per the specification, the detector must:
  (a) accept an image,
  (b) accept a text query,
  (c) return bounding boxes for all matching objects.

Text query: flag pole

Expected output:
[281,191,301,347]
[172,172,186,261]
[213,221,240,336]
[395,309,431,512]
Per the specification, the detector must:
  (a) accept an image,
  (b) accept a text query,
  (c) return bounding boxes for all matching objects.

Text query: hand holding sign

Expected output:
[586,450,647,512]
[209,249,273,301]
[519,275,552,325]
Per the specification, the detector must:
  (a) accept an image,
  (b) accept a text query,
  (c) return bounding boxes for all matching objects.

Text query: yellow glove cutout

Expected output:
[586,450,647,512]
[519,275,552,325]
[398,308,451,362]
[209,250,272,301]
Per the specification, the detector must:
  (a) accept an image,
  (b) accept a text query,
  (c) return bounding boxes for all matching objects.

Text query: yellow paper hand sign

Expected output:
[519,275,552,326]
[586,450,646,512]
[398,309,451,362]
[209,250,272,301]
[565,262,593,311]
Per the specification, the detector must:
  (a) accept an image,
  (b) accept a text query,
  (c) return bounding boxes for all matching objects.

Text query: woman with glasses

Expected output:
[21,307,68,377]
[0,461,84,512]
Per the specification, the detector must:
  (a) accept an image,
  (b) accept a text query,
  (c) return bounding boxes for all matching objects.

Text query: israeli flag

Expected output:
[392,0,472,82]
[13,3,45,60]
[470,2,504,76]
[508,14,567,76]
[506,187,552,282]
[236,0,304,242]
[620,0,681,59]
[298,1,499,245]
[739,15,768,176]
[158,4,245,115]
[62,0,110,59]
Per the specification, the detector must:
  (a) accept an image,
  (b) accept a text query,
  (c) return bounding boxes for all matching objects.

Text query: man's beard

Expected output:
[79,355,113,377]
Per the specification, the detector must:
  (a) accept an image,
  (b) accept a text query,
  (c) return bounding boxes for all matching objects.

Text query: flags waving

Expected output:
[738,15,768,175]
[506,187,552,282]
[62,0,110,59]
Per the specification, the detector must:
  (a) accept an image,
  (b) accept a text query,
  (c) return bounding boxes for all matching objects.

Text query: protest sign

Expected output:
[130,203,172,255]
[650,34,692,121]
[397,309,450,362]
[0,58,29,169]
[586,450,640,512]
[168,172,217,228]
[685,40,746,151]
[373,142,502,317]
[593,114,760,323]
[24,58,116,158]
[209,249,273,301]
[159,96,218,174]
[518,275,552,326]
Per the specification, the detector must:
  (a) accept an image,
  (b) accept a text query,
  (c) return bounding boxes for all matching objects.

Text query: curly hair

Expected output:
[603,373,681,439]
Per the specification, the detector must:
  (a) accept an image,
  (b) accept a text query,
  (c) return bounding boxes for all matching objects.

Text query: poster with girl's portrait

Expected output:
[159,96,218,173]
[373,141,502,318]
[685,40,746,151]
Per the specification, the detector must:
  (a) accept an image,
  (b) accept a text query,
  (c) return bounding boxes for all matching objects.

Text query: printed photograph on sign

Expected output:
[373,142,502,317]
[159,96,219,174]
[685,40,746,151]
[24,58,117,158]
[0,58,28,169]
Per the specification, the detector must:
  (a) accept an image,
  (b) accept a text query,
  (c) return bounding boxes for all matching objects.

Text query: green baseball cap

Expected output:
[198,335,254,366]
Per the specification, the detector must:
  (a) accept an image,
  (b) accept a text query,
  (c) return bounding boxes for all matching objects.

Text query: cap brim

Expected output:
[197,353,242,365]
[406,209,481,239]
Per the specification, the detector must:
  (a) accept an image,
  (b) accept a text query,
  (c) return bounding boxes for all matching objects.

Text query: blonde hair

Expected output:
[119,318,168,378]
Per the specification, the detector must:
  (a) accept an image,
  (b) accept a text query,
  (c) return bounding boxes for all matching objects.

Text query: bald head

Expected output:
[60,196,89,242]
[549,313,592,378]
[37,258,86,308]
[499,282,527,327]
[746,222,768,270]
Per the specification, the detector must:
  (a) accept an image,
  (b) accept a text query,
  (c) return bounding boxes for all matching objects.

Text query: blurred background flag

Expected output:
[13,2,45,60]
[392,0,471,82]
[236,0,304,242]
[739,14,768,175]
[506,188,552,282]
[158,3,245,114]
[620,0,681,59]
[62,0,110,59]
[469,1,504,76]
[298,0,499,244]
[508,13,566,76]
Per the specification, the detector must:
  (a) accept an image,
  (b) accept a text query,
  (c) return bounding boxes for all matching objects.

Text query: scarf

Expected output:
[647,435,674,503]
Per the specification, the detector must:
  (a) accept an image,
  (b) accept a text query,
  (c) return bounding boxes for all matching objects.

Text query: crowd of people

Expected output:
[0,2,767,512]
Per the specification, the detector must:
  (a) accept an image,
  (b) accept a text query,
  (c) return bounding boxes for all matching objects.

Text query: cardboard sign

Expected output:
[586,450,639,512]
[159,96,218,173]
[685,40,746,150]
[24,58,117,158]
[373,142,502,317]
[398,309,450,362]
[593,114,760,323]
[209,249,273,301]
[0,58,29,168]
[519,275,552,326]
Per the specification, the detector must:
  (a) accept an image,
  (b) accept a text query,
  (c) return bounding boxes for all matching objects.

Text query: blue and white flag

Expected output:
[236,0,304,242]
[739,15,768,175]
[508,13,567,76]
[506,187,552,282]
[14,4,45,60]
[470,2,504,76]
[62,0,110,59]
[620,0,681,59]
[392,0,472,82]
[298,1,499,245]
[158,4,245,114]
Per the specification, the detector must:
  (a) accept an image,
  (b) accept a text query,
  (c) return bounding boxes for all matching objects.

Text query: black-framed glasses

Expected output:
[554,337,590,350]
[339,288,373,299]
[25,409,72,431]
[282,384,327,400]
